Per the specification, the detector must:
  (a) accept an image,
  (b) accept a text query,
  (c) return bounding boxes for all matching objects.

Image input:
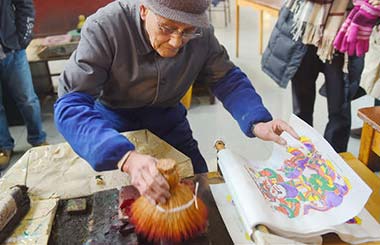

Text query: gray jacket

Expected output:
[59,0,235,108]
[261,6,307,88]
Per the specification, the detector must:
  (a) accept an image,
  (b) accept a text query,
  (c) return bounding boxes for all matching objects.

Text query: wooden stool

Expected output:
[180,83,216,110]
[358,106,380,170]
[208,0,231,27]
[181,85,193,109]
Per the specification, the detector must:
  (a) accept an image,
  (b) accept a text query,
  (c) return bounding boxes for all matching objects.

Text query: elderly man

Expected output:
[55,0,298,204]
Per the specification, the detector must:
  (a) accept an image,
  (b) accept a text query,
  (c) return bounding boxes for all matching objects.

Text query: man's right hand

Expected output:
[122,151,170,204]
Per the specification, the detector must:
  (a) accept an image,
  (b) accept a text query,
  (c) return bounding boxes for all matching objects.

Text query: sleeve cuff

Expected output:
[117,150,133,172]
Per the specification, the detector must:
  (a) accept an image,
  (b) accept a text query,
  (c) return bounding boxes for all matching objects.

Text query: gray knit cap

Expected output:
[141,0,210,28]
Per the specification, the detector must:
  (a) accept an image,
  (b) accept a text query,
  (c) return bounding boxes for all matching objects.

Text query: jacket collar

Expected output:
[132,2,153,55]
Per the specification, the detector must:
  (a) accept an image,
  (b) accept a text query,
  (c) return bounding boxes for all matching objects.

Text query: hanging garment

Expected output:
[334,0,380,56]
[287,0,350,61]
[261,6,308,88]
[360,26,380,99]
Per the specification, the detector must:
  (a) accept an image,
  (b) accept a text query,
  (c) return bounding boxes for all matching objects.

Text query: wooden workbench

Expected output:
[26,38,76,62]
[1,140,379,244]
[49,174,233,244]
[26,38,78,97]
[358,106,380,169]
[322,152,380,245]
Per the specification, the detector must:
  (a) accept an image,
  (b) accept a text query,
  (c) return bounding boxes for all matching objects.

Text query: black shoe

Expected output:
[351,87,367,101]
[320,83,367,101]
[350,128,362,139]
[319,83,327,97]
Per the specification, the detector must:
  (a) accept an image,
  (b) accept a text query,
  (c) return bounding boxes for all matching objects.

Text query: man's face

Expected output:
[140,5,200,58]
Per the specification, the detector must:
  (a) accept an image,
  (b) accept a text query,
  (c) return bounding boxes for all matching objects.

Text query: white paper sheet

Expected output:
[210,183,255,245]
[216,115,375,242]
[332,209,380,244]
[0,130,193,200]
[4,198,59,245]
[211,184,380,244]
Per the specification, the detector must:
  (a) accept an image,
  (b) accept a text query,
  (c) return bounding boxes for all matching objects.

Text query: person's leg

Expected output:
[375,98,380,106]
[0,59,15,151]
[3,50,46,146]
[323,53,351,152]
[291,46,321,126]
[346,55,365,100]
[138,104,208,174]
[346,55,366,139]
[319,55,366,100]
[94,101,142,132]
[94,102,208,173]
[0,58,14,170]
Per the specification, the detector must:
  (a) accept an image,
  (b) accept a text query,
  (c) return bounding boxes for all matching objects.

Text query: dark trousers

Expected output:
[375,99,380,106]
[0,50,46,150]
[292,46,351,153]
[95,102,208,174]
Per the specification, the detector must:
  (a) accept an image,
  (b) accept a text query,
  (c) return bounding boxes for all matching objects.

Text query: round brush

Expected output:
[130,158,208,243]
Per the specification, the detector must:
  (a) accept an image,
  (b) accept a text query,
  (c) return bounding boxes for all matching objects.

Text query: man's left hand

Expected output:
[253,119,299,145]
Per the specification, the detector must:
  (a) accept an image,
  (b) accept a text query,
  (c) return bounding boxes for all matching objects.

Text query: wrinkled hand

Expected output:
[253,119,299,145]
[369,0,380,6]
[122,151,170,204]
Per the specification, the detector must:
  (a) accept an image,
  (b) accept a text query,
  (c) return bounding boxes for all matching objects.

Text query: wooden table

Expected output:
[49,174,233,244]
[323,152,380,245]
[358,106,380,169]
[26,38,76,62]
[235,0,282,57]
[3,148,379,244]
[26,38,77,97]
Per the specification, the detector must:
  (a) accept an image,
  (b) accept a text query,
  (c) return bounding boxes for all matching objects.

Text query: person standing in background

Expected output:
[0,0,47,171]
[334,0,380,139]
[262,0,354,153]
[262,0,380,153]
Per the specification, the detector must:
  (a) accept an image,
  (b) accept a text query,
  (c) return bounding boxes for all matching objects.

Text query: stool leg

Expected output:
[259,10,263,55]
[227,0,231,23]
[224,0,227,27]
[236,1,240,57]
[181,85,193,110]
[359,123,375,165]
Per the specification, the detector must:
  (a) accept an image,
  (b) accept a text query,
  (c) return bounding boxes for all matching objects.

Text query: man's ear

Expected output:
[140,5,149,21]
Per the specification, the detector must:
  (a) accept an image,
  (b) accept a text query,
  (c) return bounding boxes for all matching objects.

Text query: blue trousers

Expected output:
[0,49,46,150]
[95,101,208,173]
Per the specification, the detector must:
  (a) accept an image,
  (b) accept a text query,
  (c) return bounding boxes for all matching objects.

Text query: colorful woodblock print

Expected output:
[247,136,352,218]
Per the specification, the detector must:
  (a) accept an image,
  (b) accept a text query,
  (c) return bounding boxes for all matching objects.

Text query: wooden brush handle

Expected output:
[214,140,226,152]
[214,140,275,243]
[157,159,179,190]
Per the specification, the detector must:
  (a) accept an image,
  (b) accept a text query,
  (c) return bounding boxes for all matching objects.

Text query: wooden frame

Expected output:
[235,0,281,57]
[358,106,380,168]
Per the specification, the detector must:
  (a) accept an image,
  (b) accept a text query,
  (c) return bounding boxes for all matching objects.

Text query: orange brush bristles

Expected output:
[130,159,208,243]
